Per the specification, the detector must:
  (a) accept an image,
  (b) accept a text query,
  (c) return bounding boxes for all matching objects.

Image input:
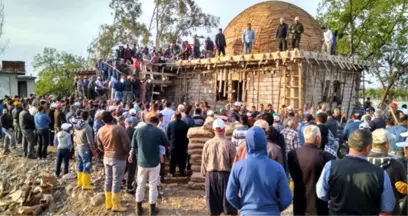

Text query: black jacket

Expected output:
[166,119,189,150]
[215,33,226,48]
[368,151,407,214]
[288,145,335,215]
[370,118,386,131]
[276,23,289,38]
[1,114,13,130]
[21,112,35,130]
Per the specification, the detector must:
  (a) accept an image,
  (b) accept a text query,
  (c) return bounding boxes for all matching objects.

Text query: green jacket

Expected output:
[131,124,169,168]
[289,23,304,39]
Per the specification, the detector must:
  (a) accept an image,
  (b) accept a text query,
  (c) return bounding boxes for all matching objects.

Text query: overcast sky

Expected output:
[1,0,319,75]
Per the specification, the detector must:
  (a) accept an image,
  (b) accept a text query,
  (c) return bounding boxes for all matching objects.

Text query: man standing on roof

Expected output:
[276,18,289,51]
[289,17,304,49]
[215,28,227,56]
[242,23,255,54]
[321,26,333,54]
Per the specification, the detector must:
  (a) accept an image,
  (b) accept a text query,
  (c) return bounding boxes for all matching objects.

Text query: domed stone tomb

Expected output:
[223,1,323,55]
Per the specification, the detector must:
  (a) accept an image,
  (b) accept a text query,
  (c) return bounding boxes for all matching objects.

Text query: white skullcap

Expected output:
[207,110,215,116]
[135,122,147,129]
[129,109,137,115]
[73,102,81,107]
[234,101,243,107]
[61,123,72,131]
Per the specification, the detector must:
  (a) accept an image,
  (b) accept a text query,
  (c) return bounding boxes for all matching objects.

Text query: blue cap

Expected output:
[125,118,133,124]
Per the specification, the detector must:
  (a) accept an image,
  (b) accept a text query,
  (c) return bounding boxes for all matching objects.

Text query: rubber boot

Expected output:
[77,172,83,187]
[82,173,94,190]
[112,193,127,212]
[149,204,159,216]
[105,191,112,210]
[290,181,295,195]
[136,202,143,216]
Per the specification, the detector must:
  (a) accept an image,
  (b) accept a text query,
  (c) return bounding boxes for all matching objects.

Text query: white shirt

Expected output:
[323,30,333,43]
[160,107,175,128]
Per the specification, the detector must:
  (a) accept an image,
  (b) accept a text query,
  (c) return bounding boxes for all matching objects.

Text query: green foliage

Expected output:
[33,48,86,96]
[365,88,408,99]
[87,0,147,63]
[317,0,407,59]
[147,0,220,47]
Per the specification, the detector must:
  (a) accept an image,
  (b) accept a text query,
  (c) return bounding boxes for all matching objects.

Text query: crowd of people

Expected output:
[0,92,407,215]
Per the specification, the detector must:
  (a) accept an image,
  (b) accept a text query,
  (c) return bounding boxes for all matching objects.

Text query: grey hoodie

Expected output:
[54,130,73,150]
[74,120,95,151]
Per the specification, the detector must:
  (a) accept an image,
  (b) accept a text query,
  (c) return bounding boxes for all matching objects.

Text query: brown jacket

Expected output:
[201,136,236,176]
[97,124,131,160]
[234,141,284,167]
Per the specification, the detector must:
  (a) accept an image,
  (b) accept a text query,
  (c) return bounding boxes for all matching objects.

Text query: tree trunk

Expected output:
[379,85,392,110]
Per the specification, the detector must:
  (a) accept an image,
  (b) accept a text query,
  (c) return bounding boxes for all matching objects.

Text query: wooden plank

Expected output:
[140,71,177,76]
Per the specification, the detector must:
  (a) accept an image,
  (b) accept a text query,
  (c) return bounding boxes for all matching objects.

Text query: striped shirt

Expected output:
[231,126,249,147]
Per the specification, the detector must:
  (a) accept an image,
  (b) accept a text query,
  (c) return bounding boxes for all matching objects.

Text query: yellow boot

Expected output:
[82,173,94,190]
[290,181,295,195]
[105,191,112,210]
[77,172,83,187]
[112,193,127,212]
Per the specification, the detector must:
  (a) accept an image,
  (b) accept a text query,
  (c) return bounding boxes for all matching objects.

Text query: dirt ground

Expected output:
[0,141,293,216]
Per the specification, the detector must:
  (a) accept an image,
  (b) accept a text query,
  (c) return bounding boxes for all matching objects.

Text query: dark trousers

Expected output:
[218,47,226,56]
[56,148,70,176]
[134,89,140,100]
[292,38,301,49]
[169,149,187,175]
[160,161,165,182]
[277,38,287,51]
[127,155,137,190]
[36,129,50,159]
[205,171,237,215]
[22,129,35,157]
[145,90,152,103]
[13,123,22,144]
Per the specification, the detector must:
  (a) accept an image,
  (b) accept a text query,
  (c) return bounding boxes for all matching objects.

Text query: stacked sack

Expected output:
[187,124,214,189]
[224,122,244,140]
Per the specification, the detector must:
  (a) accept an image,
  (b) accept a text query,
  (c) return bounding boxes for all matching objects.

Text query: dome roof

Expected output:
[224,1,323,55]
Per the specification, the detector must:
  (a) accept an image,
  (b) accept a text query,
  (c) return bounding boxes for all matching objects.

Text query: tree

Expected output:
[317,0,407,59]
[147,0,220,47]
[87,0,147,62]
[0,0,8,55]
[34,48,86,95]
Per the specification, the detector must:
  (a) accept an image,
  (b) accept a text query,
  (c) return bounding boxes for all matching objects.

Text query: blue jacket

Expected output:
[341,120,361,142]
[34,112,51,130]
[226,127,292,215]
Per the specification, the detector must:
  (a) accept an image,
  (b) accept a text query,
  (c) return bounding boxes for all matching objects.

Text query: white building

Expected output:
[0,61,36,97]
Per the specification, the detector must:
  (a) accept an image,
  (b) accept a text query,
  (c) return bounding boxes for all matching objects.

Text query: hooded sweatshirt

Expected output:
[74,120,95,151]
[368,150,407,214]
[54,130,73,150]
[226,127,292,215]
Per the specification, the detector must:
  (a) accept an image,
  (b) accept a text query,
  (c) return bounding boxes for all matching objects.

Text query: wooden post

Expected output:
[198,72,202,102]
[227,68,233,102]
[346,71,355,118]
[243,70,247,103]
[298,61,302,110]
[271,71,274,111]
[223,68,227,98]
[257,68,260,110]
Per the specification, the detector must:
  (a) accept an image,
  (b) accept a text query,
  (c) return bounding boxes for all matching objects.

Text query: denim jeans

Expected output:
[77,148,92,173]
[56,148,70,176]
[244,42,253,54]
[104,157,126,193]
[134,89,140,100]
[2,128,15,151]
